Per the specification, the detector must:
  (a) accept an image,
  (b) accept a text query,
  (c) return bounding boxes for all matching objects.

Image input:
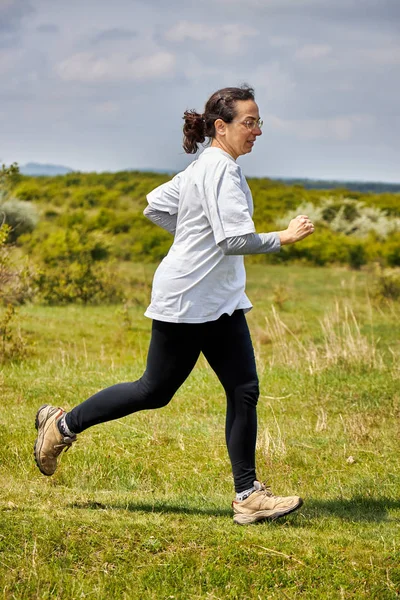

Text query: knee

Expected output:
[234,380,259,408]
[139,377,174,409]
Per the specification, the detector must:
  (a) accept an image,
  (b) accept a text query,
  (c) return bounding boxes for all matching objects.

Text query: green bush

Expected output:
[0,199,39,243]
[13,181,43,202]
[0,224,36,305]
[371,267,400,301]
[34,261,124,305]
[0,304,28,363]
[33,226,124,304]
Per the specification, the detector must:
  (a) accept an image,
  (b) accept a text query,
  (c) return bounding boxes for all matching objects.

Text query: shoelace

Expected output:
[54,437,75,453]
[258,483,274,497]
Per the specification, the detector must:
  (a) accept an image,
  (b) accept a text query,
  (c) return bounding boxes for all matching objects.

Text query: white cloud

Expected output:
[94,101,119,115]
[165,21,215,43]
[360,47,400,66]
[265,114,375,141]
[165,21,258,54]
[269,35,297,48]
[251,62,296,100]
[295,44,332,60]
[0,47,23,74]
[55,51,176,83]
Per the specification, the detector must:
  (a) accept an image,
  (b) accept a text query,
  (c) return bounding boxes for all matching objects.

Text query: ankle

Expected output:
[57,414,76,438]
[235,485,256,502]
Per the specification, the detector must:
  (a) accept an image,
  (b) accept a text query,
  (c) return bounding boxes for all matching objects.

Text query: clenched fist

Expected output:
[278,214,315,245]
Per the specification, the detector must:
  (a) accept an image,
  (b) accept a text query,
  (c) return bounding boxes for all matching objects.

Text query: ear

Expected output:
[214,118,226,136]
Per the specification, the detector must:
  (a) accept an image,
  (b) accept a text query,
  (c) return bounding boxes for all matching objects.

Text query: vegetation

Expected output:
[4,170,399,274]
[0,264,399,599]
[0,165,399,595]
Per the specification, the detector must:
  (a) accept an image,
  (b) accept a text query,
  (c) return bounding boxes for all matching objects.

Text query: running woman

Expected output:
[34,85,314,525]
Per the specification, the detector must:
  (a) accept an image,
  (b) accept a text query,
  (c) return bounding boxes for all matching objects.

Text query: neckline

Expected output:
[201,147,236,162]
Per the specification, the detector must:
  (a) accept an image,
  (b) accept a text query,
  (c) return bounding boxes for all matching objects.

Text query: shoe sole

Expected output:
[233,497,303,525]
[34,404,56,476]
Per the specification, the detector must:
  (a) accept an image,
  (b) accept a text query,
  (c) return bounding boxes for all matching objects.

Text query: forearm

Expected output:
[219,232,281,255]
[143,206,177,235]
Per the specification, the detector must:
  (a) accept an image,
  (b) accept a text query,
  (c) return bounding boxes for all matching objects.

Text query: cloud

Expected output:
[55,51,176,83]
[295,44,332,60]
[165,21,215,43]
[269,36,298,48]
[0,0,34,32]
[251,63,296,100]
[360,46,400,66]
[264,113,375,141]
[92,28,137,44]
[93,101,120,117]
[214,0,400,20]
[36,24,59,34]
[165,21,258,54]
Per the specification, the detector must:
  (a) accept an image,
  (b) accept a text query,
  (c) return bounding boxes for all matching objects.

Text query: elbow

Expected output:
[218,240,234,256]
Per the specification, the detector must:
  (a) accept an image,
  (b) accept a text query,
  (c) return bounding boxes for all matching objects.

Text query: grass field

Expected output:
[0,264,399,599]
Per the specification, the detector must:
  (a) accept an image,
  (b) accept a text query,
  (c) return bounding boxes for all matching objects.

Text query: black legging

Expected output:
[66,310,259,492]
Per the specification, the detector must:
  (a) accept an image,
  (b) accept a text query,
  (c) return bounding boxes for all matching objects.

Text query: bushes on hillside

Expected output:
[5,170,400,271]
[270,197,400,269]
[33,227,124,305]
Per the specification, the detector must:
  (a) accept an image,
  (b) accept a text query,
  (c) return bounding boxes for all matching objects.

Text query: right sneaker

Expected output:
[232,481,303,525]
[34,404,76,476]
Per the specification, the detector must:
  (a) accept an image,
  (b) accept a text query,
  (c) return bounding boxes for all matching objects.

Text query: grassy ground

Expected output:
[0,264,399,599]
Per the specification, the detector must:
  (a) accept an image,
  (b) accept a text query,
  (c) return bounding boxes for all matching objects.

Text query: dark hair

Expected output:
[182,85,255,154]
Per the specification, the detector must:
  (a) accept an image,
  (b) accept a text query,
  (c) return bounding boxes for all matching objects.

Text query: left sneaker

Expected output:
[232,481,303,525]
[34,404,76,476]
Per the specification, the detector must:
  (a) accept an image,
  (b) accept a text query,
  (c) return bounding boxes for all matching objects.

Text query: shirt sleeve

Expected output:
[143,206,177,235]
[202,162,256,245]
[218,232,281,255]
[146,171,182,215]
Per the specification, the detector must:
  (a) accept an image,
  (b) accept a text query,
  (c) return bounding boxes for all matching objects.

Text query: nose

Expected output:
[254,125,262,136]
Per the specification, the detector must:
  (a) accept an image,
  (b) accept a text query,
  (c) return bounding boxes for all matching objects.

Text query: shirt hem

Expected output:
[144,305,252,324]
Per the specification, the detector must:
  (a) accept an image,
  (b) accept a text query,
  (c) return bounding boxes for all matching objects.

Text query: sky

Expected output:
[1,0,399,182]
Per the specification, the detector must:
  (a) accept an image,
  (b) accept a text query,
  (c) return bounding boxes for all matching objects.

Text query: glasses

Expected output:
[232,118,263,131]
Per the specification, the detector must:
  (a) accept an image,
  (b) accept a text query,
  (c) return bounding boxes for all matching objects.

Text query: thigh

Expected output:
[144,320,202,391]
[201,311,258,391]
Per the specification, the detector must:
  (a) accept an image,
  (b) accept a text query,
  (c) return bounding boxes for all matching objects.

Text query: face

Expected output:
[213,99,262,160]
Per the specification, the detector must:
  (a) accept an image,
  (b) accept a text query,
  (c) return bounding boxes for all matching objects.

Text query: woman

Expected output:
[34,85,314,525]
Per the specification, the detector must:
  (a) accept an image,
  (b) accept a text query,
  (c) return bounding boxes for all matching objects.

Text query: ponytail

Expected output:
[182,110,206,154]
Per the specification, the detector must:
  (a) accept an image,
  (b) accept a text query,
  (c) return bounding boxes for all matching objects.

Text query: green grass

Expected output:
[1,264,399,599]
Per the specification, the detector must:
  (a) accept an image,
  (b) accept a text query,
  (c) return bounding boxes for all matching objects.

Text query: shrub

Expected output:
[0,225,32,361]
[33,226,124,304]
[277,197,400,239]
[0,224,36,305]
[371,267,400,301]
[0,199,39,243]
[0,304,28,363]
[13,181,43,202]
[35,262,124,305]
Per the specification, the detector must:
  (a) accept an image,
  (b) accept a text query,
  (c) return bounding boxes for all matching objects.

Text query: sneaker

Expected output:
[34,404,76,476]
[232,481,303,525]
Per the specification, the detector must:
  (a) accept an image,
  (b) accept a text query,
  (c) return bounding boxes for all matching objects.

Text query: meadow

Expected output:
[0,263,399,599]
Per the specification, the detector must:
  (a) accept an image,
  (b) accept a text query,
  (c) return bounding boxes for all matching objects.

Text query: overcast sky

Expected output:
[1,0,399,181]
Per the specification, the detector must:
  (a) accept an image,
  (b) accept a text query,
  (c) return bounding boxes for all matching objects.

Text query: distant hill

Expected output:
[275,177,400,194]
[20,163,74,176]
[18,163,400,193]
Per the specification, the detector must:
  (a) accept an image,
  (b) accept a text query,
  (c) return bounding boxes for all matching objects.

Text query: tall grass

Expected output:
[259,301,391,373]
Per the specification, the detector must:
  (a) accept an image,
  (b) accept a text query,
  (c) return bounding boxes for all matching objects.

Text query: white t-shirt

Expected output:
[144,147,256,323]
